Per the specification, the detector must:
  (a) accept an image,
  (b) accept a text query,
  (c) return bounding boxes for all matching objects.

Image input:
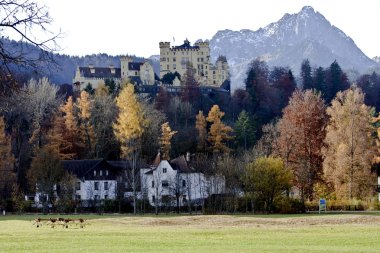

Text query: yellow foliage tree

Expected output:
[159,122,177,160]
[76,91,95,157]
[61,96,77,133]
[113,83,146,214]
[323,87,375,199]
[45,115,75,160]
[195,111,207,152]
[0,117,16,203]
[206,105,233,153]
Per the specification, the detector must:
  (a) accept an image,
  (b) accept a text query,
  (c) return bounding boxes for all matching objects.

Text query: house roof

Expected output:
[79,67,121,79]
[63,159,115,178]
[170,155,194,173]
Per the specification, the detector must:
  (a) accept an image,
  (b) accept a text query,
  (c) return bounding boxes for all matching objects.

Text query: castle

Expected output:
[73,56,155,90]
[159,39,229,87]
[72,39,229,91]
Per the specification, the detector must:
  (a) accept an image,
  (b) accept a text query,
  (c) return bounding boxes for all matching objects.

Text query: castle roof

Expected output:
[173,39,199,50]
[79,67,121,79]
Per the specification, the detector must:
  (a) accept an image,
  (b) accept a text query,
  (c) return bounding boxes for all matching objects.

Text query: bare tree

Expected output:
[0,0,62,95]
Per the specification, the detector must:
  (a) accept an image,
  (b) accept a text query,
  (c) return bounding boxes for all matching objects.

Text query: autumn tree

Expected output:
[45,115,75,160]
[276,89,328,202]
[207,105,233,154]
[60,96,81,158]
[245,157,292,213]
[113,83,146,214]
[195,111,207,152]
[0,117,16,207]
[27,146,65,212]
[323,87,376,199]
[159,122,177,160]
[76,91,95,158]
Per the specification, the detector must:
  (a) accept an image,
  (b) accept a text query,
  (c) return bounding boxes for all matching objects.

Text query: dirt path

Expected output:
[96,214,380,228]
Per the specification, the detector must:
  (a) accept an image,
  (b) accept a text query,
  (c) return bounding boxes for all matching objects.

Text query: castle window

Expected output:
[162,180,169,187]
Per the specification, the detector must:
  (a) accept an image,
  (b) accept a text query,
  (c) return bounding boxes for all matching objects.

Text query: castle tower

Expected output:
[159,42,171,78]
[120,56,133,79]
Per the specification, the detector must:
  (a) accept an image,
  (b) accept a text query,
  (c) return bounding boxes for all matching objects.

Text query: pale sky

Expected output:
[40,0,380,59]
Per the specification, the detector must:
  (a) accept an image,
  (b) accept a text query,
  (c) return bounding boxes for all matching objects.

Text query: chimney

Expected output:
[186,152,191,162]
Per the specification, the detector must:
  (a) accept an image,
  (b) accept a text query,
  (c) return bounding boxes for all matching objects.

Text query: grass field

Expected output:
[1,214,380,253]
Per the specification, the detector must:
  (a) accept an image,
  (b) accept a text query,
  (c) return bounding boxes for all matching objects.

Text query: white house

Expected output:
[143,153,225,207]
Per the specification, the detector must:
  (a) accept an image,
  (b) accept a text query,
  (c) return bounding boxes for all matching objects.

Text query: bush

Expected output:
[274,198,305,214]
[305,199,370,211]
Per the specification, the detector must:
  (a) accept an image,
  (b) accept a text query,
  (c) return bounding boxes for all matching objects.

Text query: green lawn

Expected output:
[0,214,379,253]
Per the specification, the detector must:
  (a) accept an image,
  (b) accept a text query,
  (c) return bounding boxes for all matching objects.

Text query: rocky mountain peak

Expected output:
[209,6,377,91]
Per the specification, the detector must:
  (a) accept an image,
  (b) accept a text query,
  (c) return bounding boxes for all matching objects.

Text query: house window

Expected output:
[167,65,169,70]
[182,180,186,187]
[94,182,99,190]
[162,180,169,187]
[173,57,176,62]
[94,195,100,200]
[183,195,187,203]
[104,195,108,200]
[135,71,138,75]
[173,64,176,70]
[76,182,81,191]
[152,181,155,188]
[152,195,155,203]
[104,182,109,190]
[163,168,167,173]
[94,170,97,176]
[106,170,109,176]
[100,170,103,176]
[76,195,81,200]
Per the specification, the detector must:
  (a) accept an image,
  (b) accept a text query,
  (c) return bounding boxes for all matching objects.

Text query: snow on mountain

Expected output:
[210,6,377,90]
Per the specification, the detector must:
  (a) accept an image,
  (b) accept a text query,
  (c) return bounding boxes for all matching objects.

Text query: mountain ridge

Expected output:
[210,6,378,90]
